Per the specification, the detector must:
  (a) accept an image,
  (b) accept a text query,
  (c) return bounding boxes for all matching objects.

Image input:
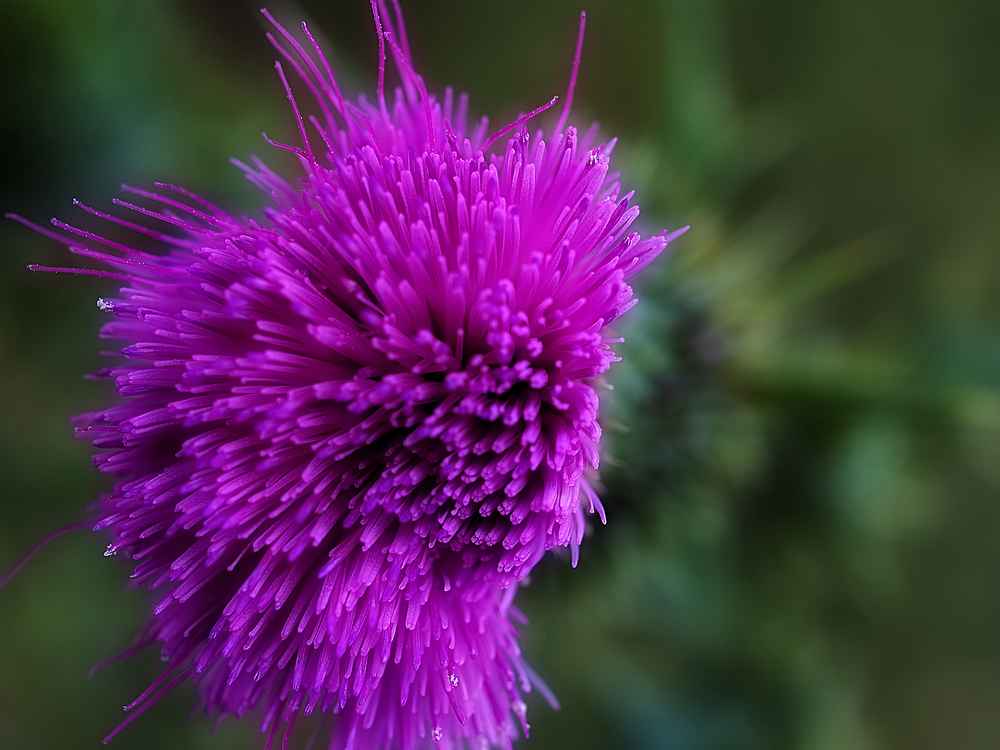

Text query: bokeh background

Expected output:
[2,1,998,748]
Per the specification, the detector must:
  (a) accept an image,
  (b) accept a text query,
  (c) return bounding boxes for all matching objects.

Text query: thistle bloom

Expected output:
[6,4,686,748]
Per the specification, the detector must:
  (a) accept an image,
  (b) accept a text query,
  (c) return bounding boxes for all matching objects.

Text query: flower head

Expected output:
[6,3,686,748]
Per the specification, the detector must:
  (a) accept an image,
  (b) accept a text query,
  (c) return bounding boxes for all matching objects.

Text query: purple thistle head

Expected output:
[6,3,686,748]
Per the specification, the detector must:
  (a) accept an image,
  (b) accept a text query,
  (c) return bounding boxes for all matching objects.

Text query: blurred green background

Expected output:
[1,1,998,748]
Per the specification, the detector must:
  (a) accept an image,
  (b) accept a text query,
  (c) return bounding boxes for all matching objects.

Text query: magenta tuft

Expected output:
[7,3,686,749]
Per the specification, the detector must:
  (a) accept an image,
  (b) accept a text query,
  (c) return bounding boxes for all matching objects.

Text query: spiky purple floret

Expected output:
[8,4,686,749]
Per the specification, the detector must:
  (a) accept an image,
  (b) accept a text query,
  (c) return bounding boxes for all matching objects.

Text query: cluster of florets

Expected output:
[7,3,685,748]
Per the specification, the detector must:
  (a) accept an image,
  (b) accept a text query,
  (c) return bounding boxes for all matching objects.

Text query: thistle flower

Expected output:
[5,3,686,748]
